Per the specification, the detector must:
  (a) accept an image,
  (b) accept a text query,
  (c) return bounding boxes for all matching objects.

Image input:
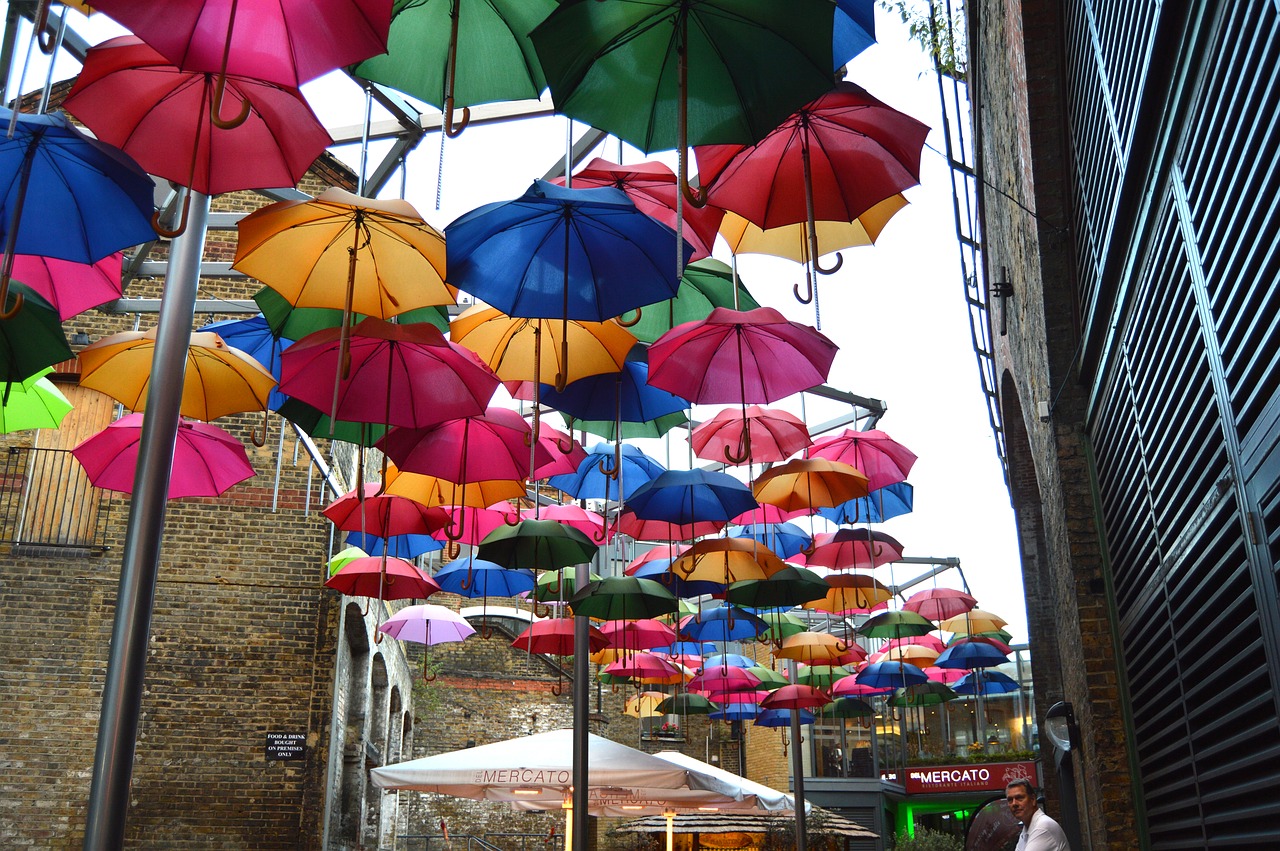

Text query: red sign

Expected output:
[882,761,1037,795]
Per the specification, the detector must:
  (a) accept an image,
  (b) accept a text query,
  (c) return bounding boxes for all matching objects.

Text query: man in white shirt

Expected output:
[1006,779,1071,850]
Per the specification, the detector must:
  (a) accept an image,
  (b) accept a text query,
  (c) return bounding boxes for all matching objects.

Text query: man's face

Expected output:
[1006,785,1038,824]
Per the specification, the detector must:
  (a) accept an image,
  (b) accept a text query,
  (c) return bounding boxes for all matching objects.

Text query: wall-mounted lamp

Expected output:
[1044,701,1078,753]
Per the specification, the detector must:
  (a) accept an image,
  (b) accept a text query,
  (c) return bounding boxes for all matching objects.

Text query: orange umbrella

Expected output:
[719,194,908,262]
[382,463,524,509]
[773,631,851,664]
[752,457,869,514]
[803,573,893,614]
[669,538,789,585]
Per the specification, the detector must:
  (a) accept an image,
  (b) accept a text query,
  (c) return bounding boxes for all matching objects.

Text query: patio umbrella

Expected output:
[10,252,122,320]
[255,285,449,339]
[807,529,905,571]
[624,258,761,345]
[753,458,869,514]
[324,555,441,600]
[818,481,914,525]
[903,587,978,621]
[0,284,72,386]
[78,327,276,423]
[726,565,829,610]
[280,318,498,429]
[552,158,725,260]
[353,0,555,136]
[725,522,811,560]
[90,0,392,89]
[692,407,811,466]
[477,518,598,571]
[322,484,452,538]
[72,414,254,499]
[347,531,443,559]
[64,35,331,234]
[0,369,71,432]
[670,538,788,585]
[570,576,679,621]
[809,428,918,491]
[627,469,758,527]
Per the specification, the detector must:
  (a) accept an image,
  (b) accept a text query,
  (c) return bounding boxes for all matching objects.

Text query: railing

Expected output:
[399,832,556,851]
[0,446,114,552]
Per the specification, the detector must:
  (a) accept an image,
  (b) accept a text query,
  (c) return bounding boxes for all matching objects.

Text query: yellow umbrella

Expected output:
[719,194,908,262]
[773,631,850,664]
[940,609,1009,634]
[871,644,940,667]
[382,463,524,509]
[78,328,276,425]
[752,457,869,514]
[670,538,789,585]
[802,573,893,614]
[624,691,670,718]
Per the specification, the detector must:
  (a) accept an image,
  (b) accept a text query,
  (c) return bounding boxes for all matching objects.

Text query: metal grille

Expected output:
[0,446,113,552]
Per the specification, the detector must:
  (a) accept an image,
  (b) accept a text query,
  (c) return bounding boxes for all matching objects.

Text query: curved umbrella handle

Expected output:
[443,509,467,542]
[815,251,844,275]
[597,456,619,479]
[210,72,251,130]
[858,714,872,729]
[553,371,568,393]
[0,273,24,320]
[479,618,494,640]
[443,97,471,138]
[459,562,474,592]
[679,173,709,209]
[533,602,553,619]
[835,639,848,653]
[550,678,563,697]
[557,417,576,453]
[445,540,462,560]
[723,422,752,465]
[34,0,55,54]
[617,307,642,327]
[423,660,438,682]
[504,510,521,527]
[250,408,268,447]
[793,274,815,305]
[592,524,607,544]
[151,191,193,239]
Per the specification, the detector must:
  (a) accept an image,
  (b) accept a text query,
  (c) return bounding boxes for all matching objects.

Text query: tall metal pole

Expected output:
[571,549,592,849]
[787,660,808,851]
[83,191,210,851]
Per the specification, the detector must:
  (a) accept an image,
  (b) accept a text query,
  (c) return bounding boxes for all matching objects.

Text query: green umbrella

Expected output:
[569,576,678,621]
[745,665,789,691]
[656,693,720,715]
[819,697,875,718]
[479,519,598,571]
[625,258,760,344]
[576,411,688,441]
[535,566,602,602]
[353,0,555,136]
[857,610,936,639]
[0,368,72,433]
[0,283,73,388]
[277,397,390,446]
[757,611,808,642]
[888,682,958,707]
[254,285,449,339]
[726,565,828,609]
[796,664,853,690]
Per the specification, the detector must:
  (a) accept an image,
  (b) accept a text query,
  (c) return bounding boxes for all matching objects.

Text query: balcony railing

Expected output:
[0,445,115,553]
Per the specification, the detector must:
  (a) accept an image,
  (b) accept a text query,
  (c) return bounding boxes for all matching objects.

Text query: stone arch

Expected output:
[380,687,405,844]
[334,602,371,848]
[362,654,389,846]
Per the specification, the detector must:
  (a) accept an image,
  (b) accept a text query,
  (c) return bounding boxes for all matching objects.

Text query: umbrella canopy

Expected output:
[552,158,725,260]
[477,518,598,571]
[601,619,678,652]
[347,530,443,559]
[577,412,689,442]
[757,611,810,643]
[528,504,609,543]
[10,252,122,320]
[538,359,689,427]
[511,619,609,655]
[378,603,476,645]
[534,567,602,602]
[627,469,758,526]
[934,638,1010,670]
[89,0,392,89]
[280,397,390,445]
[856,660,928,689]
[570,576,679,621]
[199,315,291,411]
[796,665,853,689]
[940,609,1010,634]
[753,458,869,514]
[726,565,829,610]
[648,307,838,405]
[627,559,724,599]
[328,545,368,577]
[871,643,940,668]
[434,557,533,599]
[377,407,545,482]
[904,587,978,621]
[807,529,905,571]
[0,369,71,433]
[64,36,331,200]
[78,327,277,421]
[255,285,448,339]
[761,684,831,711]
[656,694,720,715]
[446,179,689,323]
[322,484,452,538]
[451,306,636,386]
[324,556,441,600]
[952,670,1021,696]
[625,258,761,345]
[819,697,875,718]
[383,464,523,508]
[889,682,959,707]
[679,605,767,642]
[818,481,915,525]
[809,428,918,491]
[670,538,788,585]
[431,503,519,546]
[803,573,893,614]
[858,610,936,639]
[726,522,811,560]
[0,284,72,385]
[693,406,811,466]
[618,513,724,543]
[830,678,893,698]
[548,442,666,502]
[603,653,683,681]
[718,194,907,264]
[624,691,671,718]
[774,632,851,665]
[687,665,762,694]
[72,414,254,499]
[755,708,816,728]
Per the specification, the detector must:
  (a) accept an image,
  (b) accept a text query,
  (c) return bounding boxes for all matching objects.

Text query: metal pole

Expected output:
[571,548,592,849]
[83,190,210,851]
[787,660,808,851]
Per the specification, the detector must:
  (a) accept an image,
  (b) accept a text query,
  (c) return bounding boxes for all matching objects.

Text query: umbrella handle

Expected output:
[724,423,752,465]
[249,408,268,447]
[533,602,553,618]
[151,191,193,239]
[443,97,471,138]
[835,639,849,653]
[445,540,462,560]
[459,562,474,592]
[793,275,815,305]
[815,251,844,275]
[556,418,576,453]
[801,540,816,557]
[550,678,563,696]
[443,509,467,542]
[423,660,438,682]
[592,524,607,544]
[597,456,619,480]
[34,0,55,53]
[617,307,642,327]
[210,72,251,130]
[504,511,521,527]
[0,273,23,320]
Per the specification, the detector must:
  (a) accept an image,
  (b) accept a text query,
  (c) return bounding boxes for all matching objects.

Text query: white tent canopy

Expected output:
[652,751,809,815]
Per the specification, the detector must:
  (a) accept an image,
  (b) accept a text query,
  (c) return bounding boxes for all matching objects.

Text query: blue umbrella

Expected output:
[200,315,293,410]
[817,481,914,524]
[539,359,689,426]
[434,557,535,598]
[856,660,928,689]
[628,558,724,598]
[952,670,1020,696]
[0,109,155,317]
[627,469,757,526]
[703,653,755,670]
[346,531,443,559]
[833,0,876,67]
[726,521,811,559]
[548,442,665,501]
[679,605,767,642]
[710,704,761,721]
[446,180,690,323]
[755,708,815,728]
[934,638,1010,670]
[653,640,718,658]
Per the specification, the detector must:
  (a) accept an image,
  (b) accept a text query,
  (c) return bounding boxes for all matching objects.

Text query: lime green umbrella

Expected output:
[327,545,369,578]
[0,368,72,433]
[254,286,449,339]
[745,665,788,691]
[624,259,760,344]
[576,411,688,441]
[757,611,808,642]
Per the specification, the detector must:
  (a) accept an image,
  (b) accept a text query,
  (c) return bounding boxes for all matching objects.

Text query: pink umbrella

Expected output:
[903,588,979,621]
[526,503,609,543]
[532,424,587,478]
[809,428,918,491]
[599,618,677,651]
[924,666,969,685]
[603,653,682,680]
[616,512,724,543]
[378,407,546,481]
[761,684,831,711]
[687,665,761,694]
[692,405,812,465]
[11,253,122,320]
[624,544,689,573]
[281,318,499,429]
[885,635,948,654]
[324,556,440,601]
[72,414,254,499]
[378,602,475,679]
[322,484,452,538]
[807,529,905,570]
[430,503,519,547]
[728,504,799,526]
[830,676,893,698]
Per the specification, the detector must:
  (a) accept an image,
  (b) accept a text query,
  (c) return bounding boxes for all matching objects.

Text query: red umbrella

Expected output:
[809,428,918,491]
[511,619,609,655]
[90,0,392,90]
[603,653,682,681]
[807,529,905,570]
[280,318,499,429]
[322,484,452,538]
[692,405,812,465]
[11,253,122,320]
[696,81,928,305]
[551,158,724,260]
[72,413,254,500]
[761,684,831,711]
[324,556,441,600]
[599,618,678,651]
[903,588,978,621]
[63,35,331,235]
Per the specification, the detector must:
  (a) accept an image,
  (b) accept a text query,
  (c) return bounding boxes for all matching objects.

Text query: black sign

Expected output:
[265,732,306,761]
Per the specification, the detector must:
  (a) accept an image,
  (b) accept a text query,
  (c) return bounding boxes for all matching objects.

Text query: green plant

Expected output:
[893,826,965,851]
[880,0,968,81]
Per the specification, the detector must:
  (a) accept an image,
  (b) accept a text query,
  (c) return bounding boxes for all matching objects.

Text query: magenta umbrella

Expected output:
[531,424,587,478]
[281,318,500,430]
[615,511,725,543]
[903,588,978,621]
[603,652,682,681]
[599,618,678,652]
[807,529,905,570]
[526,503,610,543]
[809,428,918,491]
[72,413,254,499]
[430,503,519,547]
[377,407,548,482]
[691,405,812,465]
[11,252,122,320]
[322,484,452,538]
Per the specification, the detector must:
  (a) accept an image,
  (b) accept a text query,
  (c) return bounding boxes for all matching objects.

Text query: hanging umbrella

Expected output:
[757,611,809,644]
[818,481,914,525]
[322,484,452,538]
[678,606,767,642]
[923,666,968,685]
[10,252,122,320]
[830,677,893,699]
[477,518,597,571]
[535,566,602,602]
[718,194,908,265]
[624,691,671,719]
[576,412,688,442]
[725,522,811,560]
[761,684,831,712]
[0,284,72,387]
[280,318,498,429]
[952,671,1020,696]
[430,504,520,548]
[796,665,852,690]
[855,660,928,689]
[903,588,978,621]
[702,653,756,670]
[833,0,877,67]
[353,0,555,136]
[710,704,760,722]
[695,81,928,305]
[806,529,905,571]
[64,35,331,234]
[72,414,254,499]
[726,565,829,610]
[858,611,936,640]
[626,469,758,527]
[940,609,1009,635]
[753,458,869,515]
[378,603,476,678]
[687,665,761,695]
[255,285,449,339]
[278,397,389,446]
[603,653,683,682]
[819,697,875,719]
[670,538,788,585]
[89,0,392,89]
[624,258,761,345]
[529,424,588,479]
[774,632,851,665]
[325,556,441,600]
[511,619,609,656]
[617,513,724,544]
[0,109,154,319]
[656,694,720,715]
[871,644,940,668]
[888,682,958,707]
[0,368,71,433]
[569,576,679,621]
[809,428,918,491]
[547,442,666,502]
[78,327,277,422]
[626,545,689,574]
[693,407,811,466]
[377,407,544,482]
[626,559,724,600]
[803,573,893,615]
[934,638,1010,670]
[537,359,689,434]
[552,158,725,260]
[528,504,609,544]
[600,619,678,652]
[328,545,369,577]
[383,463,524,509]
[199,316,291,411]
[347,530,444,559]
[755,708,816,728]
[744,666,789,691]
